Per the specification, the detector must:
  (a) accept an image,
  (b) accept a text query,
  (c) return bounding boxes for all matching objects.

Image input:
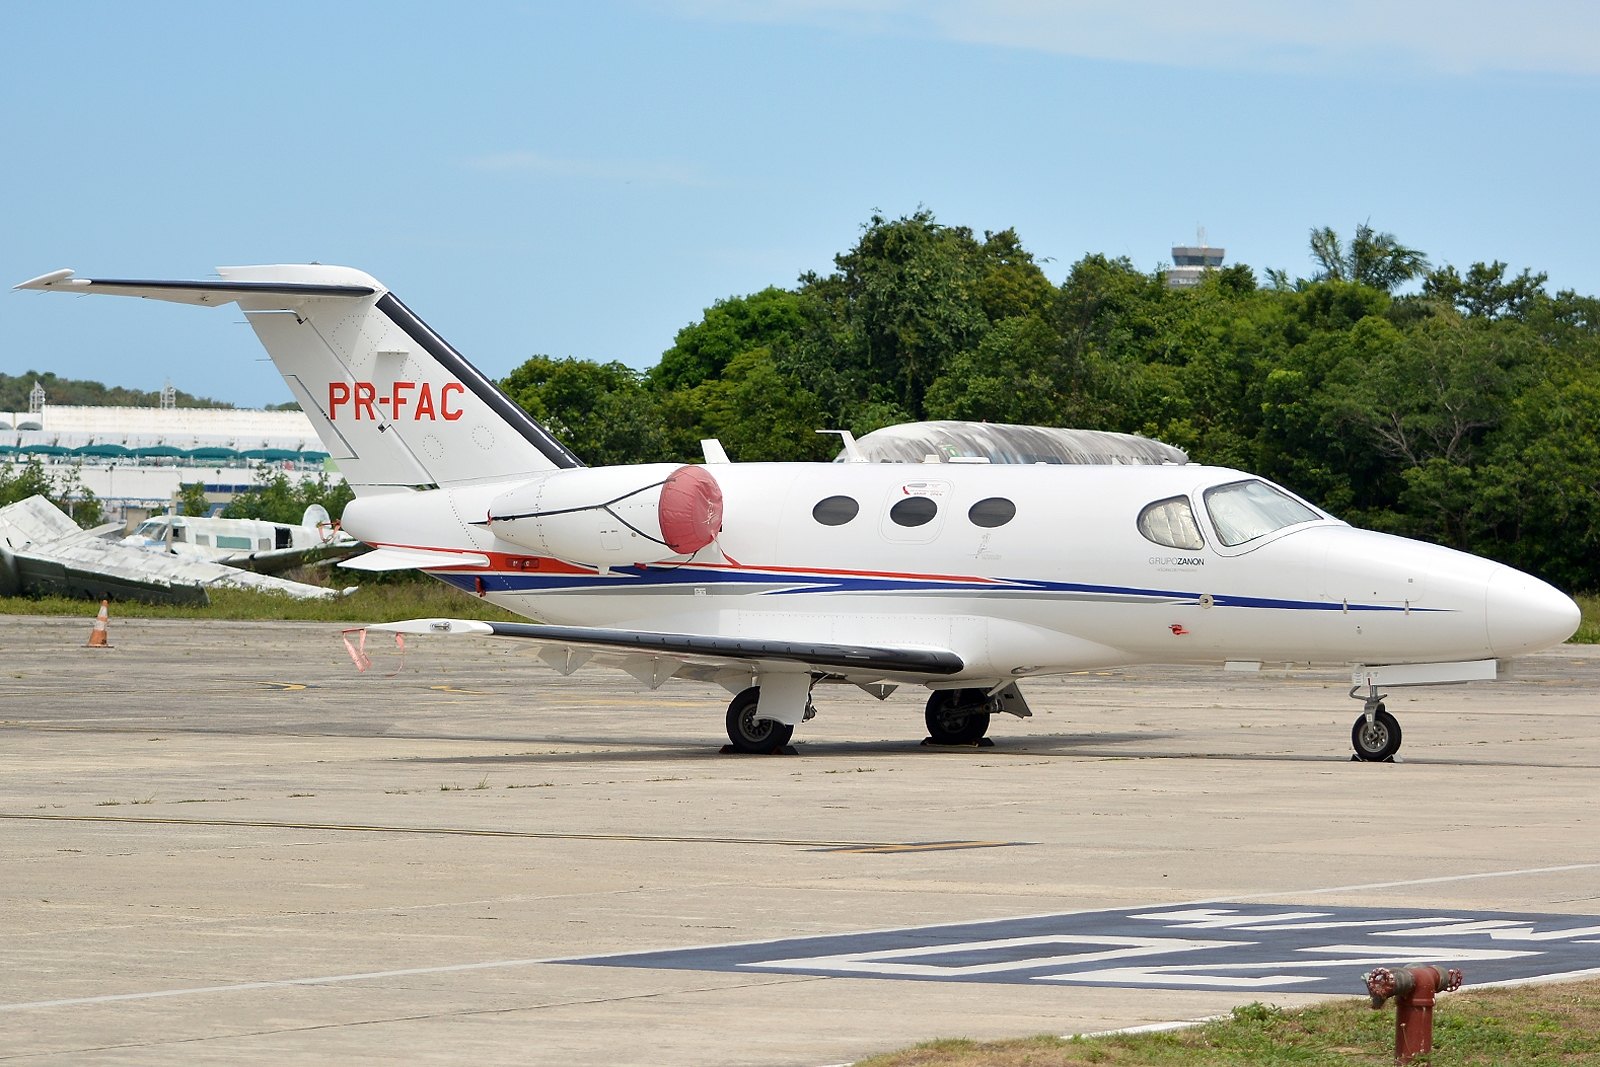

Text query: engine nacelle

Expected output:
[486,463,724,567]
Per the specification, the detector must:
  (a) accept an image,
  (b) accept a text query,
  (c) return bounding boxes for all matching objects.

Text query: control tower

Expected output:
[1167,227,1224,289]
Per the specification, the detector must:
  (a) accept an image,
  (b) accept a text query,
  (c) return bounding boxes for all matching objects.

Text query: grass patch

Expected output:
[0,580,522,624]
[1572,594,1599,644]
[855,981,1600,1065]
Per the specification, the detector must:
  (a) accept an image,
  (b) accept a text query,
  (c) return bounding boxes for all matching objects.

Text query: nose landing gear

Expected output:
[1350,684,1402,762]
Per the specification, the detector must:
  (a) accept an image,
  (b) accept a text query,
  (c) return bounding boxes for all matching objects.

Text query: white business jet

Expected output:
[15,266,1581,759]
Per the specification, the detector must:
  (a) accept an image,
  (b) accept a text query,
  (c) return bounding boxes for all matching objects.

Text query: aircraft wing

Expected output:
[0,496,349,604]
[217,541,372,576]
[370,617,964,681]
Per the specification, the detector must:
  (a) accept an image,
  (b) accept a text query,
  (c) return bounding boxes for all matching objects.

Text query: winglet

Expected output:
[14,269,82,291]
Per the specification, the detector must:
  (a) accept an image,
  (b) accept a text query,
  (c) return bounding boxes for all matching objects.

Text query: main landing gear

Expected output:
[724,686,805,754]
[924,688,994,746]
[1350,684,1403,762]
[721,682,1018,753]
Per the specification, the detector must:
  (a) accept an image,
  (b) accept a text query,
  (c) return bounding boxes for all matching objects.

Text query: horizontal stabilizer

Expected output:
[13,269,375,304]
[340,547,491,571]
[367,617,964,675]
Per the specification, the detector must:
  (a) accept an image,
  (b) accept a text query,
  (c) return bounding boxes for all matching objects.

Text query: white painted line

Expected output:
[1461,966,1600,990]
[0,956,560,1012]
[1237,861,1600,899]
[1069,1015,1223,1038]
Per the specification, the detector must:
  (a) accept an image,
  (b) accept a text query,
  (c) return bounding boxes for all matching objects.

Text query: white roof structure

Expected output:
[0,405,319,452]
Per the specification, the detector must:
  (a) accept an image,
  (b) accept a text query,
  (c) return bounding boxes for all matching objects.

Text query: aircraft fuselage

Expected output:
[342,460,1577,684]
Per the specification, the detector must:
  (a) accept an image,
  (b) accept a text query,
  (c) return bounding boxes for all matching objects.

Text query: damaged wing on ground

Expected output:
[0,495,349,604]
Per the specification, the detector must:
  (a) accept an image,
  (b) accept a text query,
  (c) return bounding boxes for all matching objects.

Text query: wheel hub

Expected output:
[1359,723,1386,748]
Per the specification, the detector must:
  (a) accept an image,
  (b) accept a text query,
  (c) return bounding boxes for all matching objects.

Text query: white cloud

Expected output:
[466,151,707,187]
[675,0,1600,76]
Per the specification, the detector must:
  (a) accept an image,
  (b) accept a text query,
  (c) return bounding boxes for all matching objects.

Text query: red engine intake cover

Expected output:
[657,465,724,554]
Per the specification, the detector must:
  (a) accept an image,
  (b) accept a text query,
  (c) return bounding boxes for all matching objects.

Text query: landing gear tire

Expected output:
[725,686,795,754]
[1351,705,1402,762]
[925,689,993,746]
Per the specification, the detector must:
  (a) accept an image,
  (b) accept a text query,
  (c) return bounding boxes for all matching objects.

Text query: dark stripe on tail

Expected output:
[376,293,583,470]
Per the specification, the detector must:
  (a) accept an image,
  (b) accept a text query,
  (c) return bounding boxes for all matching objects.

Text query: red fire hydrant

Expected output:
[1363,965,1463,1064]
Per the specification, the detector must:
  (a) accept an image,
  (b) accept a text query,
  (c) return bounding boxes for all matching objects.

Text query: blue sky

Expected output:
[4,2,1597,407]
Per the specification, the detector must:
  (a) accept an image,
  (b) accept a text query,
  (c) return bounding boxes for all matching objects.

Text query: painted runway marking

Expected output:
[0,958,559,1012]
[560,904,1600,992]
[0,812,1019,853]
[1240,862,1600,898]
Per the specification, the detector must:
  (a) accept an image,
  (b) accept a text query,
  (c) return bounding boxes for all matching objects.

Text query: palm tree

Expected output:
[1308,223,1429,292]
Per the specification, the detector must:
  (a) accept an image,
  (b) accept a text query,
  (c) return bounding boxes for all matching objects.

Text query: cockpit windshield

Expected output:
[1203,480,1320,546]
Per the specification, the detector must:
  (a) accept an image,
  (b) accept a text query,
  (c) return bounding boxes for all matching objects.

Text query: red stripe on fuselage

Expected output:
[362,542,1005,585]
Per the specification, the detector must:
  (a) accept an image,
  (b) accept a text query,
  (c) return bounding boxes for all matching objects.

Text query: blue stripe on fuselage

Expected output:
[428,563,1440,613]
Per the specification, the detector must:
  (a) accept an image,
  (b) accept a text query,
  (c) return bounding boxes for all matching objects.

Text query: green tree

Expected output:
[0,458,59,508]
[1422,261,1549,320]
[795,210,991,421]
[924,315,1070,425]
[0,371,229,410]
[1308,223,1429,292]
[651,287,810,392]
[222,471,354,525]
[177,482,210,517]
[500,356,673,465]
[678,350,835,462]
[0,458,104,528]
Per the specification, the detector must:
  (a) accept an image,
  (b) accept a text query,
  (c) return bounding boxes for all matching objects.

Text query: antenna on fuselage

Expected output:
[817,429,866,463]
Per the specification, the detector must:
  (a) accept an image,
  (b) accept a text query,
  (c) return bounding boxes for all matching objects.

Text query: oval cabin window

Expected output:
[890,496,938,527]
[967,497,1016,528]
[1138,496,1205,550]
[812,495,860,526]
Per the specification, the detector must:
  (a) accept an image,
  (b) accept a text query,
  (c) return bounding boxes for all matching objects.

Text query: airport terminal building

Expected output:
[0,402,341,523]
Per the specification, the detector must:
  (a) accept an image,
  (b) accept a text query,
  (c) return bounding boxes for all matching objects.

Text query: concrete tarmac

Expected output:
[2,615,1598,1065]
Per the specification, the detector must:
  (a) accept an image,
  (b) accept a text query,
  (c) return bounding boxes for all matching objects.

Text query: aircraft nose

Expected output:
[1486,567,1582,656]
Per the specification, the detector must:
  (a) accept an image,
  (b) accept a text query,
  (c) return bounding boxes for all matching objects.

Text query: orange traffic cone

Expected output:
[88,599,111,648]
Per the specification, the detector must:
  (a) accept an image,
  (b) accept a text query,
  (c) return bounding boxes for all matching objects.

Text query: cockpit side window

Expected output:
[1138,496,1205,550]
[1203,480,1319,546]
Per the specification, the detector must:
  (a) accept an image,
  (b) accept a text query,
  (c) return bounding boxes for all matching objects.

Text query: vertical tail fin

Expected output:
[15,265,583,494]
